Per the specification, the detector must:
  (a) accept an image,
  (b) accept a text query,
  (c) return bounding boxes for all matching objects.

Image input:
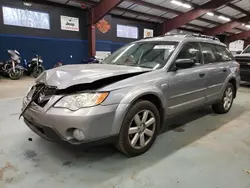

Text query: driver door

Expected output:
[166,42,207,115]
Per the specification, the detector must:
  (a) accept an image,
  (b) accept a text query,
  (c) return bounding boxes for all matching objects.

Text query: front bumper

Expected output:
[24,117,118,147]
[22,96,129,146]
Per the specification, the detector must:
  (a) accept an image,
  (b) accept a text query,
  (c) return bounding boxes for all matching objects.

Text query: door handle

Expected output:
[199,73,205,77]
[222,68,227,72]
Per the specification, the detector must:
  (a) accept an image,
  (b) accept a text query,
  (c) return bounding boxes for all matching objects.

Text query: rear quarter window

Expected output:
[214,45,234,62]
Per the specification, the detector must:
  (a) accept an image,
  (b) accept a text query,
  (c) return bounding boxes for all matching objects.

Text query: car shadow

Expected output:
[33,104,245,185]
[240,82,250,88]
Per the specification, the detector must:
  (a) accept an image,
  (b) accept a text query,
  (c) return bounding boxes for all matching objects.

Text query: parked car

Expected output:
[234,45,250,82]
[20,34,240,157]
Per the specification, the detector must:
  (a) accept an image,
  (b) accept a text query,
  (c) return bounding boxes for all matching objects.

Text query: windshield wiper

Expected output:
[137,65,152,69]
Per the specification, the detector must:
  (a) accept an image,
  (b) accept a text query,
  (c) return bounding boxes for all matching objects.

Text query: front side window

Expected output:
[176,42,202,64]
[102,42,178,69]
[201,43,218,64]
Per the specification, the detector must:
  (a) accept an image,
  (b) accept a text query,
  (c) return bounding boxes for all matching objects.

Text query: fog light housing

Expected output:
[73,129,85,141]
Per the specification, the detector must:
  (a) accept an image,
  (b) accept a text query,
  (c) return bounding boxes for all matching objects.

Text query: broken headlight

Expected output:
[54,92,109,111]
[26,86,35,100]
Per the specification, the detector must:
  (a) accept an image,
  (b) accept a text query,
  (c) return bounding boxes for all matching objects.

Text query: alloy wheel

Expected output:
[128,110,156,149]
[223,87,233,110]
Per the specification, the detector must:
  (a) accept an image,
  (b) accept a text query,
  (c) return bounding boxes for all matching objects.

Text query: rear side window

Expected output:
[214,45,234,61]
[201,43,218,64]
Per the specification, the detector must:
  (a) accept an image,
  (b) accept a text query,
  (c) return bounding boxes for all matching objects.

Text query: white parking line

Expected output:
[0,97,23,101]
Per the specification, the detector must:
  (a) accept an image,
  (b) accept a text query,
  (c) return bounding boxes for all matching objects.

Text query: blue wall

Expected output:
[96,40,126,53]
[0,34,125,69]
[0,34,89,69]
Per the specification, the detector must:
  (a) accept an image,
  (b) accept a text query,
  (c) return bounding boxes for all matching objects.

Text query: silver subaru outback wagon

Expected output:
[21,34,240,157]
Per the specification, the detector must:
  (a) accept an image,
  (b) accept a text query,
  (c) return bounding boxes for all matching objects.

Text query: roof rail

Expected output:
[188,33,220,41]
[164,33,188,37]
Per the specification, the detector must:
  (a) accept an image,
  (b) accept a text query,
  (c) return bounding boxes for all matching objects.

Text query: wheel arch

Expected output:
[221,75,238,99]
[119,88,166,132]
[228,78,237,98]
[131,94,165,130]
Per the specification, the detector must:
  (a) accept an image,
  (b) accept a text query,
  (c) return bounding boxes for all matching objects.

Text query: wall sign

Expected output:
[117,25,138,39]
[96,19,111,33]
[144,29,153,38]
[60,15,79,31]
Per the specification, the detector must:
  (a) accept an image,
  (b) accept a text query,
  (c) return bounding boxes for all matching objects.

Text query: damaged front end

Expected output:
[56,71,148,94]
[20,70,148,118]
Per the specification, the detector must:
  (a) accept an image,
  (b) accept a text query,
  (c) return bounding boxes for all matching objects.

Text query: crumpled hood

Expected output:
[36,64,150,89]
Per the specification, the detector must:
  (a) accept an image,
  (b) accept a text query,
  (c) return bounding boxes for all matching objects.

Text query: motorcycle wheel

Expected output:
[9,68,23,80]
[32,66,44,78]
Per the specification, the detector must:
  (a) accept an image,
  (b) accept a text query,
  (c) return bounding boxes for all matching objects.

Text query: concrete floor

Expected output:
[1,77,250,188]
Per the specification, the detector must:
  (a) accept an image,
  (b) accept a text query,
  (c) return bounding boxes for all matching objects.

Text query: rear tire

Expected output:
[116,100,160,157]
[212,83,234,114]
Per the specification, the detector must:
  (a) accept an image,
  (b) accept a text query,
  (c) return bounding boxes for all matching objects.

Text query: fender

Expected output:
[110,85,166,135]
[219,73,238,99]
[120,85,166,107]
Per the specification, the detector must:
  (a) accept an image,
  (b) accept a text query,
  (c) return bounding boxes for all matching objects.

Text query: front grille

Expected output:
[240,64,250,69]
[235,56,250,62]
[235,57,250,69]
[32,84,57,107]
[42,86,57,96]
[238,62,250,69]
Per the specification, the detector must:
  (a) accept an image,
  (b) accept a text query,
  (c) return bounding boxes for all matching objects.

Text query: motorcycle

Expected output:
[0,50,24,80]
[81,56,99,64]
[24,54,45,78]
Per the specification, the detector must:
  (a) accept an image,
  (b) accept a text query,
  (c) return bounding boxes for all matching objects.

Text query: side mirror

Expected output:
[236,50,242,54]
[175,59,195,69]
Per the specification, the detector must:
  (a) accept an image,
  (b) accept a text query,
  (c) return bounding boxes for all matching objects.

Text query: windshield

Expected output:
[243,45,250,53]
[102,42,178,69]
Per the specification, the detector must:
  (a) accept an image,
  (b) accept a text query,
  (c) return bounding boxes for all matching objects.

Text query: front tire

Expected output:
[212,83,235,114]
[32,66,44,78]
[9,68,23,80]
[116,100,160,157]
